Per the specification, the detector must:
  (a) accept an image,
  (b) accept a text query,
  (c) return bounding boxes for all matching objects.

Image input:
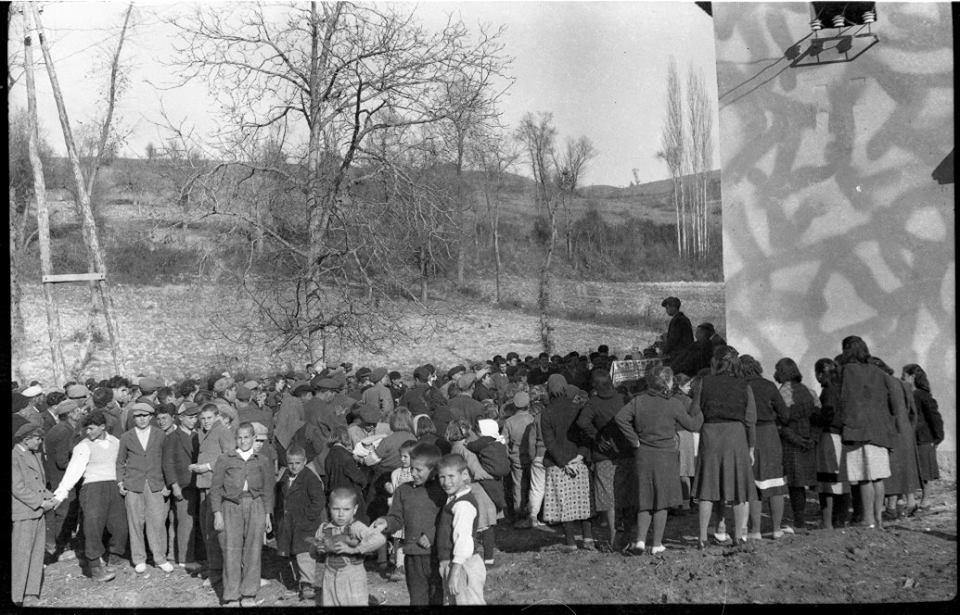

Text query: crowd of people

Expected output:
[10,296,946,606]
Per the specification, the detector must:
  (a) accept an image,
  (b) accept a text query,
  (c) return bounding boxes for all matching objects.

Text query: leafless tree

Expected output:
[515,111,559,352]
[657,57,685,258]
[166,2,509,359]
[554,135,596,261]
[686,65,713,259]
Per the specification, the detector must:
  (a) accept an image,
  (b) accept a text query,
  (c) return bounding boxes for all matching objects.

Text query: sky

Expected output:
[8,1,721,187]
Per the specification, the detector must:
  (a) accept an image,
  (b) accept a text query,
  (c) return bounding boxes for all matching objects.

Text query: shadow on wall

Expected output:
[713,3,955,450]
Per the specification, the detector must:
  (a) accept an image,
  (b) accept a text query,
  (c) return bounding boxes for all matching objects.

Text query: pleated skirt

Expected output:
[693,421,757,504]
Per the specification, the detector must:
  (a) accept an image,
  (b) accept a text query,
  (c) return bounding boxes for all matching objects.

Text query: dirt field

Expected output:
[15,280,724,384]
[35,480,956,607]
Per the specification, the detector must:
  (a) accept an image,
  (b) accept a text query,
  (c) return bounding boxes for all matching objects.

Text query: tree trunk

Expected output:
[420,247,429,303]
[538,204,557,353]
[23,10,67,385]
[673,176,682,258]
[9,189,26,383]
[493,192,502,304]
[456,143,465,287]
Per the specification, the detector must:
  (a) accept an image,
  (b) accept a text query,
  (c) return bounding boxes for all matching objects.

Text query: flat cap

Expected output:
[446,365,466,380]
[513,391,530,409]
[457,373,476,390]
[15,423,44,440]
[66,384,90,399]
[235,385,252,401]
[661,296,681,308]
[178,402,201,417]
[21,384,43,398]
[354,367,372,381]
[250,422,269,438]
[130,402,156,416]
[138,377,164,393]
[53,399,81,416]
[357,403,381,425]
[213,377,235,393]
[370,367,388,383]
[292,381,314,396]
[313,377,339,391]
[243,380,260,391]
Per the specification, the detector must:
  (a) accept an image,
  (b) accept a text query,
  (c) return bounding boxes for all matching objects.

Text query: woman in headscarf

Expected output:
[811,358,850,529]
[691,346,757,549]
[903,364,943,510]
[836,336,898,529]
[774,357,820,534]
[541,374,595,552]
[615,366,702,554]
[739,355,788,540]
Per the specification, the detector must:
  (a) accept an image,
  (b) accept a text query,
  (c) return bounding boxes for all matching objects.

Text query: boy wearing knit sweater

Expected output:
[371,442,447,605]
[51,411,127,582]
[436,453,486,605]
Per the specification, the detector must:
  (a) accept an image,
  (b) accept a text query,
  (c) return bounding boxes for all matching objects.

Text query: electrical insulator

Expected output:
[862,10,876,24]
[832,14,846,28]
[810,18,822,32]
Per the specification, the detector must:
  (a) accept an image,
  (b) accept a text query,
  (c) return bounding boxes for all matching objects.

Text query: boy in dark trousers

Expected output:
[275,445,326,602]
[371,443,446,605]
[436,453,486,605]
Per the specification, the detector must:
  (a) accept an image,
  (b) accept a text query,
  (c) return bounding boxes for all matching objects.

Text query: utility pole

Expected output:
[29,2,125,375]
[22,3,68,385]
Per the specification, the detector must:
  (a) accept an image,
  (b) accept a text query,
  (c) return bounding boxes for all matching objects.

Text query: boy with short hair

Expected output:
[436,453,486,605]
[371,443,447,605]
[311,487,386,606]
[275,445,326,602]
[210,422,275,607]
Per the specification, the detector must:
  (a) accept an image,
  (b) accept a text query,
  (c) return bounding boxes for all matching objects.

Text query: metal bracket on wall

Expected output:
[790,33,879,68]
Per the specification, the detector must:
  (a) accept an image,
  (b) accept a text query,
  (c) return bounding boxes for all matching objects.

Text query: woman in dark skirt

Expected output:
[811,358,850,529]
[872,357,922,519]
[740,356,788,540]
[615,366,703,554]
[691,346,758,550]
[774,357,820,533]
[903,364,944,510]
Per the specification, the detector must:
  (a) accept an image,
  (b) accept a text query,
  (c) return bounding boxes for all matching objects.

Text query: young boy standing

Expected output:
[436,453,486,605]
[313,488,386,606]
[371,443,447,605]
[210,422,275,607]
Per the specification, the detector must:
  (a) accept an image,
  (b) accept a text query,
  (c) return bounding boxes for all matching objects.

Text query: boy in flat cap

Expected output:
[12,423,56,606]
[162,402,201,570]
[117,403,173,573]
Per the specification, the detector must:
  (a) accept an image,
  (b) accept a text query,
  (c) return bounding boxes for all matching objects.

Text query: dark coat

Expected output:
[838,362,898,449]
[275,466,327,556]
[662,311,694,358]
[162,427,199,489]
[914,389,944,445]
[43,419,81,488]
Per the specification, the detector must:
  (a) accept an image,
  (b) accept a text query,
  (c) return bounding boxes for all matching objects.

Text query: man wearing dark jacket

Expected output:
[162,402,201,569]
[275,446,326,601]
[660,296,694,360]
[42,400,85,561]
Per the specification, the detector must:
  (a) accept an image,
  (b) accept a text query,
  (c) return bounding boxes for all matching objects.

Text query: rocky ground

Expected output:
[35,480,955,607]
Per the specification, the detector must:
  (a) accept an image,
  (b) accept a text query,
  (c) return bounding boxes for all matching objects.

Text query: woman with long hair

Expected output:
[615,366,702,554]
[902,364,943,510]
[836,336,898,529]
[739,355,789,540]
[774,357,820,534]
[691,346,758,550]
[811,358,850,529]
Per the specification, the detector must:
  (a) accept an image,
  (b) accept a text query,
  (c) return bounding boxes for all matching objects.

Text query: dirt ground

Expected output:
[35,480,955,607]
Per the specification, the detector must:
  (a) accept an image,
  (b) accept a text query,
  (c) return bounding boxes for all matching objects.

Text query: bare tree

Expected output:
[554,135,596,262]
[469,129,520,303]
[657,57,685,258]
[686,65,713,259]
[167,2,509,358]
[515,111,559,352]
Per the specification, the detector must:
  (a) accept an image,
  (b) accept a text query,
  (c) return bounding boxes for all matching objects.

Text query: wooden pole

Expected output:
[23,5,68,386]
[30,3,124,375]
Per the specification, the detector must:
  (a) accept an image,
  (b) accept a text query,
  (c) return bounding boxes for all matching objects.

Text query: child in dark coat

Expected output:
[324,426,369,523]
[275,446,327,601]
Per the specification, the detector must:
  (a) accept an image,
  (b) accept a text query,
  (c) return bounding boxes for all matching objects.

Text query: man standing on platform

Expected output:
[659,296,694,361]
